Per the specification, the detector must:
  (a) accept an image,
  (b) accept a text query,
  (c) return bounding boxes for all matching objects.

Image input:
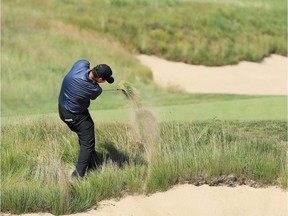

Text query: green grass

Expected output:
[1,119,287,214]
[2,96,286,126]
[1,0,287,214]
[91,95,287,122]
[154,96,287,121]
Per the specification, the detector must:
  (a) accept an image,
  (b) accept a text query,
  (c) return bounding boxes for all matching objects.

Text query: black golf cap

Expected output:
[94,64,114,84]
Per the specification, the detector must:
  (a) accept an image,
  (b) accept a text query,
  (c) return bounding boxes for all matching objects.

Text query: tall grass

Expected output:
[61,0,287,65]
[1,118,287,214]
[145,121,287,192]
[1,0,151,117]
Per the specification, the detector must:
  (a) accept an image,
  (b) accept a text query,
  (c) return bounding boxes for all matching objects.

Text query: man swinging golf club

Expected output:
[58,59,114,180]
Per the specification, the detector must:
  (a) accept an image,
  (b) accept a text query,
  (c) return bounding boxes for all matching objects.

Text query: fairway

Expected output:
[2,96,286,126]
[89,96,287,122]
[154,96,287,121]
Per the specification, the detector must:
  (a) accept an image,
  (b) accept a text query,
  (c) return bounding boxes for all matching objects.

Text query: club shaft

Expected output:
[103,89,120,92]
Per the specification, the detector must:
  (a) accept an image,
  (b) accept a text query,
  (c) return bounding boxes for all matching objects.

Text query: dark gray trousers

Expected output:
[58,105,98,177]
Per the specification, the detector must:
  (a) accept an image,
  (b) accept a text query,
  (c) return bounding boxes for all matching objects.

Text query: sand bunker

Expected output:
[137,54,287,95]
[68,184,287,216]
[12,185,286,216]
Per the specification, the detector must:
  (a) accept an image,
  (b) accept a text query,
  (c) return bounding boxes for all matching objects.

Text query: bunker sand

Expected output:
[9,185,287,216]
[137,54,287,95]
[73,185,287,216]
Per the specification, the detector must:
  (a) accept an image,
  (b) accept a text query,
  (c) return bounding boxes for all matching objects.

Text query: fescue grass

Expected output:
[1,119,287,214]
[59,0,287,65]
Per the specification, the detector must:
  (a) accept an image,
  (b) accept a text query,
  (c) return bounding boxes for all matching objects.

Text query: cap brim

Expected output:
[106,76,114,84]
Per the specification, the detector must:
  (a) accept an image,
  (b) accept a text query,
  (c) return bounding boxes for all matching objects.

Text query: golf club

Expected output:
[103,88,129,98]
[103,81,139,107]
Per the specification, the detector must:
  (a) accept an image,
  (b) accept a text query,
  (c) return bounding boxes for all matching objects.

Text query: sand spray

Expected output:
[117,81,159,164]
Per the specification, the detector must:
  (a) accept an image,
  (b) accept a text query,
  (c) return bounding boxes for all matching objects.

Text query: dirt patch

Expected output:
[192,174,263,188]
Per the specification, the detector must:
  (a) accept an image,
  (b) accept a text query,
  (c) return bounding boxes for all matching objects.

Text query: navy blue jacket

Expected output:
[58,60,102,113]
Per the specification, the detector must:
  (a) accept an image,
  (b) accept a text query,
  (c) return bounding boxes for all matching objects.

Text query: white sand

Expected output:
[8,185,287,216]
[65,184,287,216]
[3,55,288,216]
[137,54,288,95]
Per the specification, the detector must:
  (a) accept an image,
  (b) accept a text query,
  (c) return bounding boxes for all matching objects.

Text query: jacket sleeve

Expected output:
[90,86,102,100]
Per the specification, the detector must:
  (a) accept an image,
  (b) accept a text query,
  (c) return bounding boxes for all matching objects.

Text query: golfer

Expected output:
[58,59,114,179]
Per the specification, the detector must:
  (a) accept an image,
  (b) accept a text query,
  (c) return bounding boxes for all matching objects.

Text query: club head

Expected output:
[103,88,128,98]
[117,88,128,97]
